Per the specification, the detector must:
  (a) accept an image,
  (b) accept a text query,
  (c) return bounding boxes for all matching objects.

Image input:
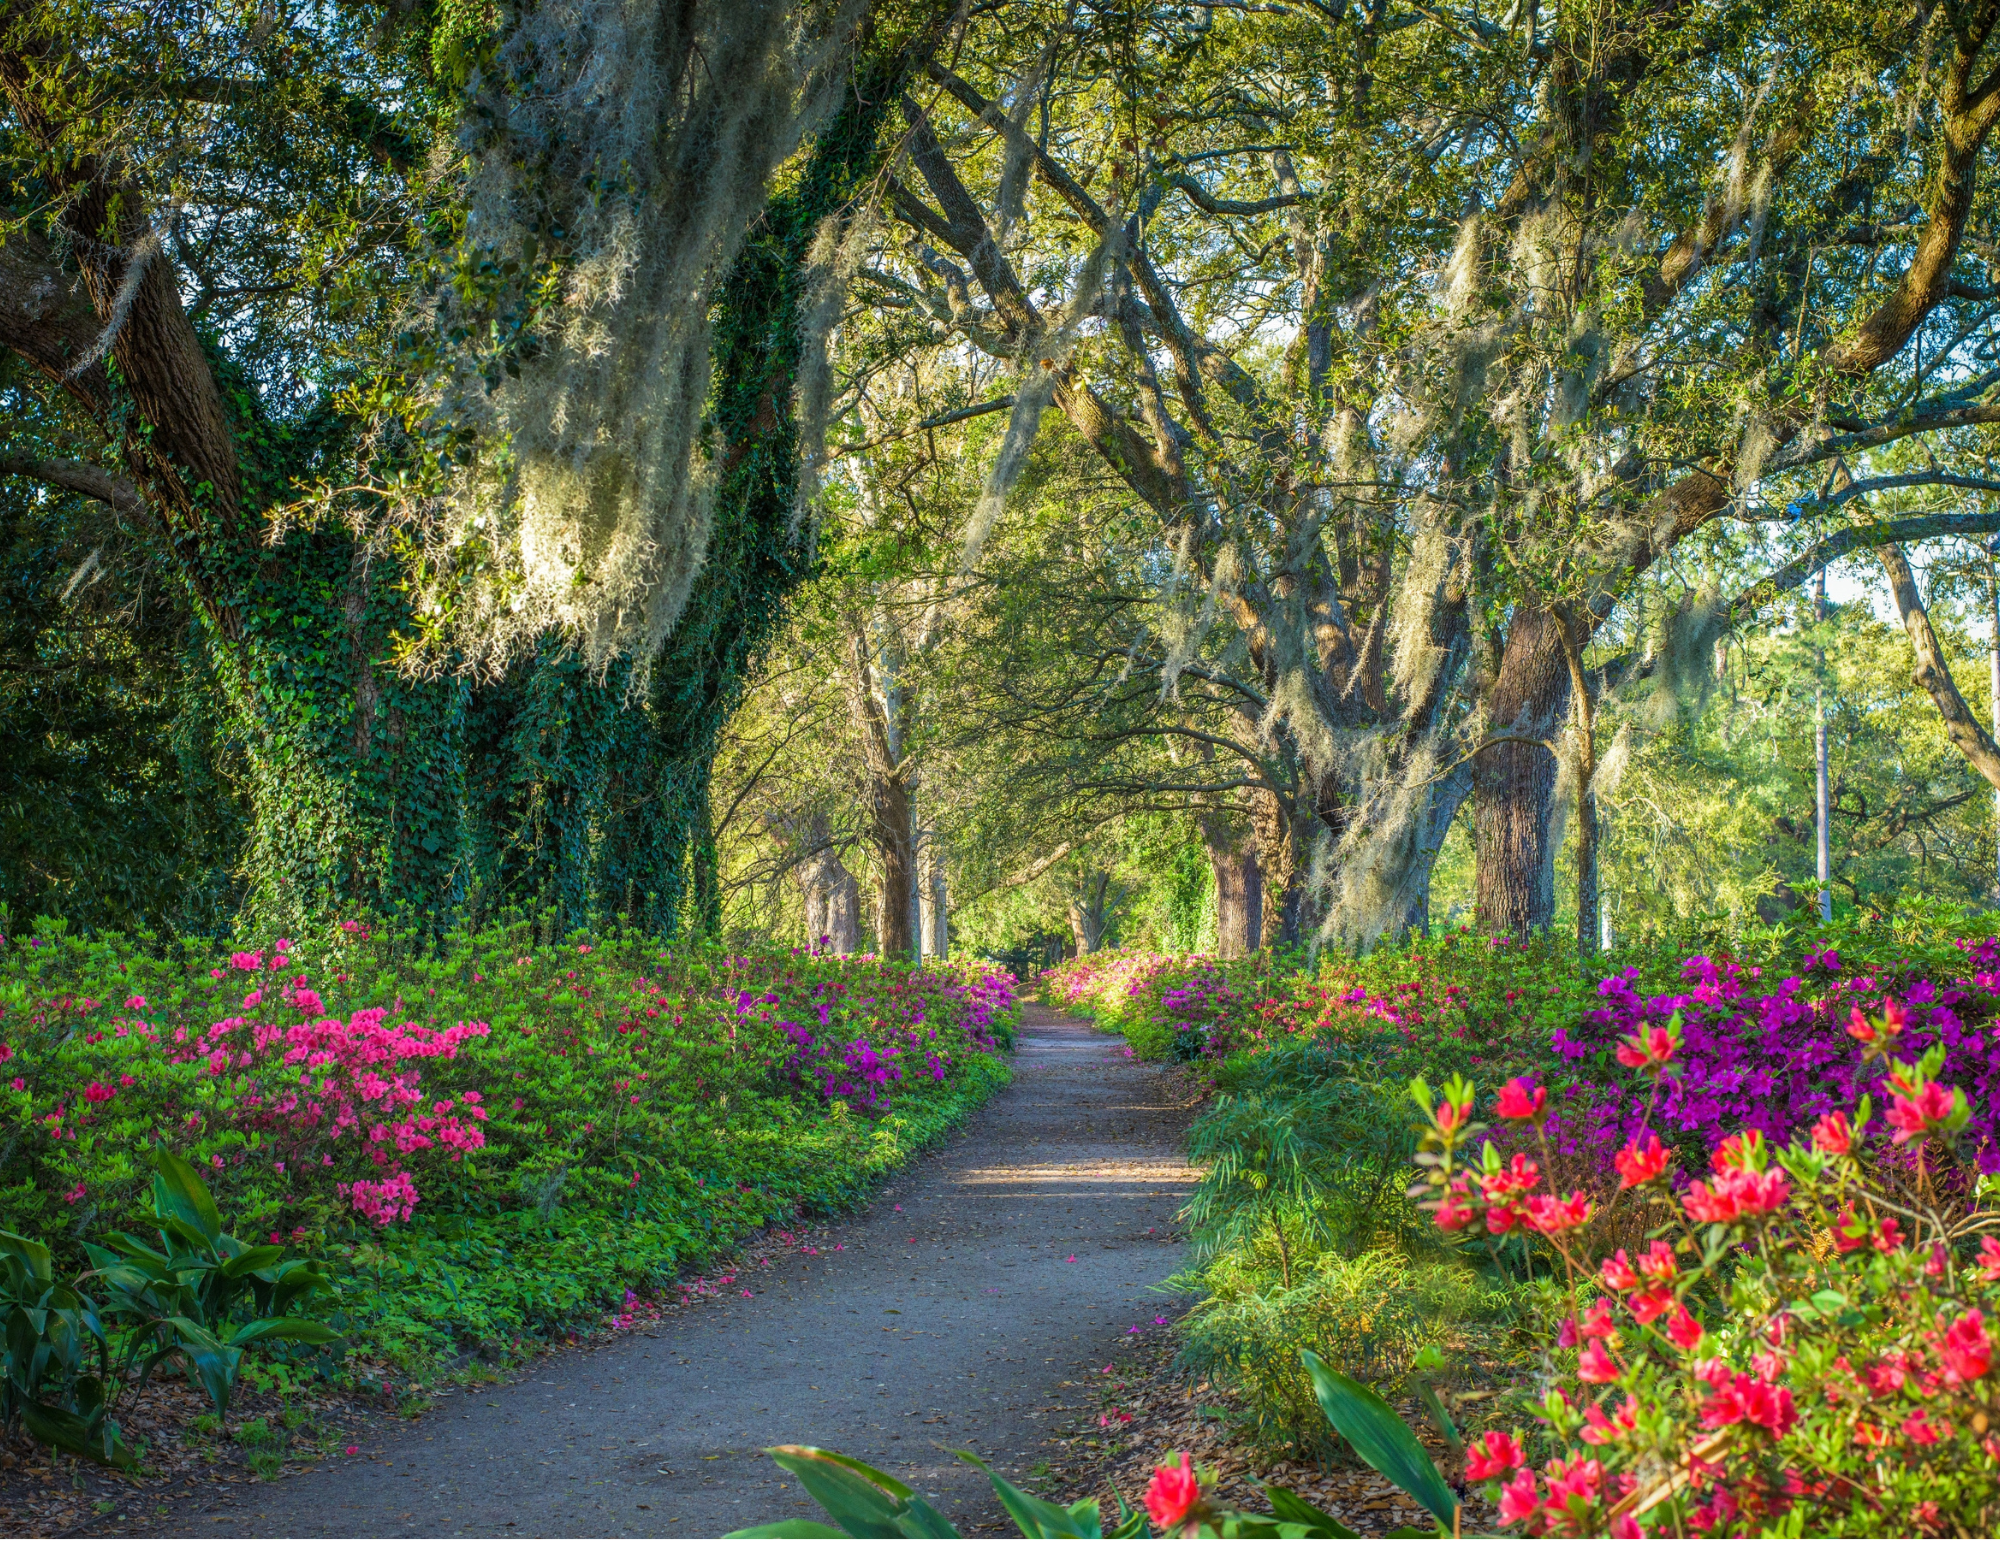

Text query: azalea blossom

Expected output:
[1614,1022,1678,1069]
[1142,1455,1201,1530]
[1465,1430,1525,1481]
[1809,1109,1854,1155]
[1614,1131,1669,1188]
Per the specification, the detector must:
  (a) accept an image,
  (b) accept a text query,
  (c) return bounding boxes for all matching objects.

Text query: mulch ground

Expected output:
[1037,1323,1502,1537]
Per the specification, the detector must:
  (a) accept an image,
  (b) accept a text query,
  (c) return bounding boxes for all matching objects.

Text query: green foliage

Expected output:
[1177,1248,1520,1464]
[2,1151,340,1467]
[734,1443,1352,1539]
[1299,1352,1457,1530]
[84,1152,339,1420]
[0,1226,124,1466]
[0,919,1012,1379]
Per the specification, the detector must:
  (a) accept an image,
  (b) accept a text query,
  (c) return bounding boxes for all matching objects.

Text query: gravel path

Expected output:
[155,1002,1197,1538]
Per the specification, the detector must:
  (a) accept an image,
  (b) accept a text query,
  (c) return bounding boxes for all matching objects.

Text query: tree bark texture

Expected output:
[1879,543,2000,789]
[1474,607,1570,935]
[844,625,917,959]
[1197,810,1263,955]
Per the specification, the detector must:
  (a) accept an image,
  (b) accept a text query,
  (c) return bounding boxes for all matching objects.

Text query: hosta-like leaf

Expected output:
[20,1400,136,1468]
[230,1317,340,1347]
[1299,1351,1456,1529]
[724,1519,851,1538]
[150,1151,222,1246]
[1259,1484,1360,1537]
[763,1445,958,1539]
[0,1230,54,1284]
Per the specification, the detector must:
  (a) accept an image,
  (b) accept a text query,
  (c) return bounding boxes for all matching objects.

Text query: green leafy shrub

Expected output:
[1178,1247,1521,1461]
[4,1150,339,1465]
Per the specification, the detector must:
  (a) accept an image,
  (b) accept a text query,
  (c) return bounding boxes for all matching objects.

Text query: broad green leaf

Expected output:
[1259,1485,1359,1538]
[219,1246,287,1279]
[1408,1379,1462,1453]
[1299,1352,1457,1529]
[20,1400,136,1468]
[150,1151,222,1245]
[0,1230,54,1283]
[954,1450,1085,1537]
[231,1317,340,1347]
[725,1519,851,1538]
[765,1445,953,1539]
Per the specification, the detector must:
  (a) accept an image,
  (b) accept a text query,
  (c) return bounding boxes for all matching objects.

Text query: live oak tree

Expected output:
[0,0,948,932]
[866,0,2000,946]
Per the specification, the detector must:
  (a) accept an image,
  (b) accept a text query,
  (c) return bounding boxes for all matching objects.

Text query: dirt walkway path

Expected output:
[154,1003,1197,1538]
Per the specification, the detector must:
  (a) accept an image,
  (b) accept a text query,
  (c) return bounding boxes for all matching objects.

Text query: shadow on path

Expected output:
[152,1001,1197,1538]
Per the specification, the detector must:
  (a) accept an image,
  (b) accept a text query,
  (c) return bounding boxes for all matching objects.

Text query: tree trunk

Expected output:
[1251,786,1306,946]
[1475,608,1570,934]
[1879,543,2000,789]
[1555,614,1599,956]
[1197,811,1264,955]
[867,779,917,958]
[801,849,862,953]
[1067,868,1124,953]
[920,840,948,960]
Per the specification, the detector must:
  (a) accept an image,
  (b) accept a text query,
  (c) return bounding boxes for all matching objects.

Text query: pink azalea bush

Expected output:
[0,919,1016,1271]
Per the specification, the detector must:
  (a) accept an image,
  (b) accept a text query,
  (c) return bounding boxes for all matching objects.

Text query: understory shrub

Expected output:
[1057,899,2000,1536]
[1177,1246,1522,1461]
[1,918,1015,1376]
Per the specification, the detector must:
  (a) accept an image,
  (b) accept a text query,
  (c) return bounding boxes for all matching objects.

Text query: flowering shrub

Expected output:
[0,918,1014,1368]
[1408,1021,2000,1537]
[1555,943,2000,1174]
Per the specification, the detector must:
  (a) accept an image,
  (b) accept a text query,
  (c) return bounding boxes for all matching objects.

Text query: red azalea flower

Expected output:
[1496,1077,1547,1120]
[1578,1337,1621,1384]
[1682,1165,1789,1223]
[1431,1184,1478,1232]
[1976,1235,2000,1283]
[1940,1310,1991,1386]
[1581,1395,1639,1444]
[1886,1075,1957,1144]
[1809,1110,1854,1156]
[1523,1190,1592,1237]
[1614,1132,1670,1188]
[1496,1466,1542,1526]
[1143,1455,1202,1530]
[1582,1297,1618,1339]
[1615,1022,1678,1068]
[1464,1430,1525,1481]
[1665,1303,1705,1350]
[1845,1005,1876,1043]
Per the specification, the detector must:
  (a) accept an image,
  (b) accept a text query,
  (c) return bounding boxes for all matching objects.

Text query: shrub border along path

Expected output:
[93,1002,1198,1537]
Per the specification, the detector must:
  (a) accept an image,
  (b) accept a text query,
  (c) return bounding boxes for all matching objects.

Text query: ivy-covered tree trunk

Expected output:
[221,529,469,929]
[637,24,946,939]
[462,637,654,933]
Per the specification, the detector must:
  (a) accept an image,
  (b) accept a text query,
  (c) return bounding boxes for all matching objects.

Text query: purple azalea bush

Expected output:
[765,964,1017,1109]
[1550,940,2000,1173]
